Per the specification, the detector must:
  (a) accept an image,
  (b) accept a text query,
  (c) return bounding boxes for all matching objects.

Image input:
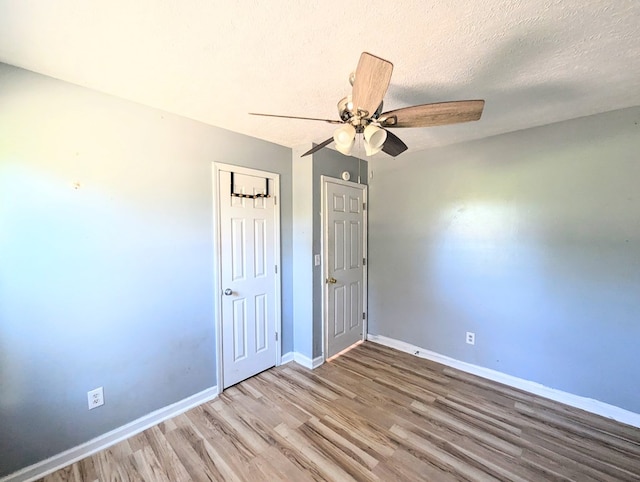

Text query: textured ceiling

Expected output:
[1,1,639,157]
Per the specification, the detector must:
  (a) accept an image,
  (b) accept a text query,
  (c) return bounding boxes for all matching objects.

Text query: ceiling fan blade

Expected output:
[382,130,408,157]
[301,137,334,157]
[249,113,343,124]
[351,52,393,118]
[380,100,485,128]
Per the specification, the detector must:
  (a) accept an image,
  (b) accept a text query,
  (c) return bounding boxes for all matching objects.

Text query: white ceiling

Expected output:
[1,1,639,157]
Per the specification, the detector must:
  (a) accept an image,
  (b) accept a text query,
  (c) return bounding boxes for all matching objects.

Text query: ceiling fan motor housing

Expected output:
[337,96,384,131]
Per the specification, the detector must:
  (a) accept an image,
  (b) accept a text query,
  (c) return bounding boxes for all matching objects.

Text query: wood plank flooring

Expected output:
[38,342,640,481]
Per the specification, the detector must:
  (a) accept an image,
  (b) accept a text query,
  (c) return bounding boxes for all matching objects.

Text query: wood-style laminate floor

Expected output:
[38,342,640,481]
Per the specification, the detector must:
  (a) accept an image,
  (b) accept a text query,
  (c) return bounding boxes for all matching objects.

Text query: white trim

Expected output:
[1,387,218,482]
[321,176,368,362]
[212,163,282,392]
[281,352,324,369]
[310,355,325,369]
[295,352,314,369]
[281,352,295,364]
[367,334,640,429]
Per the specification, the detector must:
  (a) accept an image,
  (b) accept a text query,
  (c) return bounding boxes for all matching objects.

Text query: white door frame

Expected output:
[212,162,282,393]
[321,175,368,361]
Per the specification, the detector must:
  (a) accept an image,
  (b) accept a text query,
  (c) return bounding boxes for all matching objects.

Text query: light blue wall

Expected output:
[291,147,314,359]
[368,107,640,413]
[0,64,292,477]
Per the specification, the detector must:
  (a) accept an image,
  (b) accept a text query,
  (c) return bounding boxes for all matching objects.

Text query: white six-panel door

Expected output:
[324,177,367,359]
[218,168,278,389]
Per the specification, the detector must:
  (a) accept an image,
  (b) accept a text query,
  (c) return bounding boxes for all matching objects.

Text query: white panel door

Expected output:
[324,178,366,358]
[220,170,277,388]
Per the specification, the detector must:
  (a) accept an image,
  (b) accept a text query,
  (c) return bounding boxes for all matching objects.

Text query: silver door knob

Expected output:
[224,288,233,296]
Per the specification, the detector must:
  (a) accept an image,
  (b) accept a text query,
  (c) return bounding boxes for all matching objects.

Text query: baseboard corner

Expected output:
[290,352,324,369]
[281,351,295,364]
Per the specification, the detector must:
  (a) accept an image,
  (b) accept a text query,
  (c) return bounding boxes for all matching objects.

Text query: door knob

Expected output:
[326,277,337,284]
[224,288,233,296]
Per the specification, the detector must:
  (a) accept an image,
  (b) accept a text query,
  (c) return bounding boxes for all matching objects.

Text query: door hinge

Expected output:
[275,332,279,341]
[363,202,366,210]
[363,258,366,266]
[274,196,277,205]
[363,312,366,320]
[275,265,278,274]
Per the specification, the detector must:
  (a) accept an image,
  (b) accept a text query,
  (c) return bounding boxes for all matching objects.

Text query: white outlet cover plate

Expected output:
[88,387,104,410]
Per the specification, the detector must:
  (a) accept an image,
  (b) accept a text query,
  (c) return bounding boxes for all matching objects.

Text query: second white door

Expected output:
[324,177,367,359]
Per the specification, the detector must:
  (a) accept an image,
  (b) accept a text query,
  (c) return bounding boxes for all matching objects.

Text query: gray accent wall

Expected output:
[0,64,292,477]
[368,107,640,413]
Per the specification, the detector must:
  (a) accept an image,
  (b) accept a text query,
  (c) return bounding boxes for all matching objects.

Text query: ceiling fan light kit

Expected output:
[363,124,387,156]
[251,52,485,158]
[334,123,356,155]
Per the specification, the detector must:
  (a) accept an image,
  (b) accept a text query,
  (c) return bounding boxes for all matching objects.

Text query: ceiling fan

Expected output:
[250,52,485,158]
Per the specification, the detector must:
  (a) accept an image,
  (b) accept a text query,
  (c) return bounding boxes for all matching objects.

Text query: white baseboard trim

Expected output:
[281,351,295,364]
[310,355,324,369]
[281,351,324,369]
[2,386,218,482]
[367,334,640,429]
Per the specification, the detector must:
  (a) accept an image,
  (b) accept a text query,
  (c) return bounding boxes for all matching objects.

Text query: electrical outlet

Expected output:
[87,387,104,410]
[466,332,475,345]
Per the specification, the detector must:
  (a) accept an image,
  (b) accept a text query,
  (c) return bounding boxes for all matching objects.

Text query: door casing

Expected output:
[212,162,282,392]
